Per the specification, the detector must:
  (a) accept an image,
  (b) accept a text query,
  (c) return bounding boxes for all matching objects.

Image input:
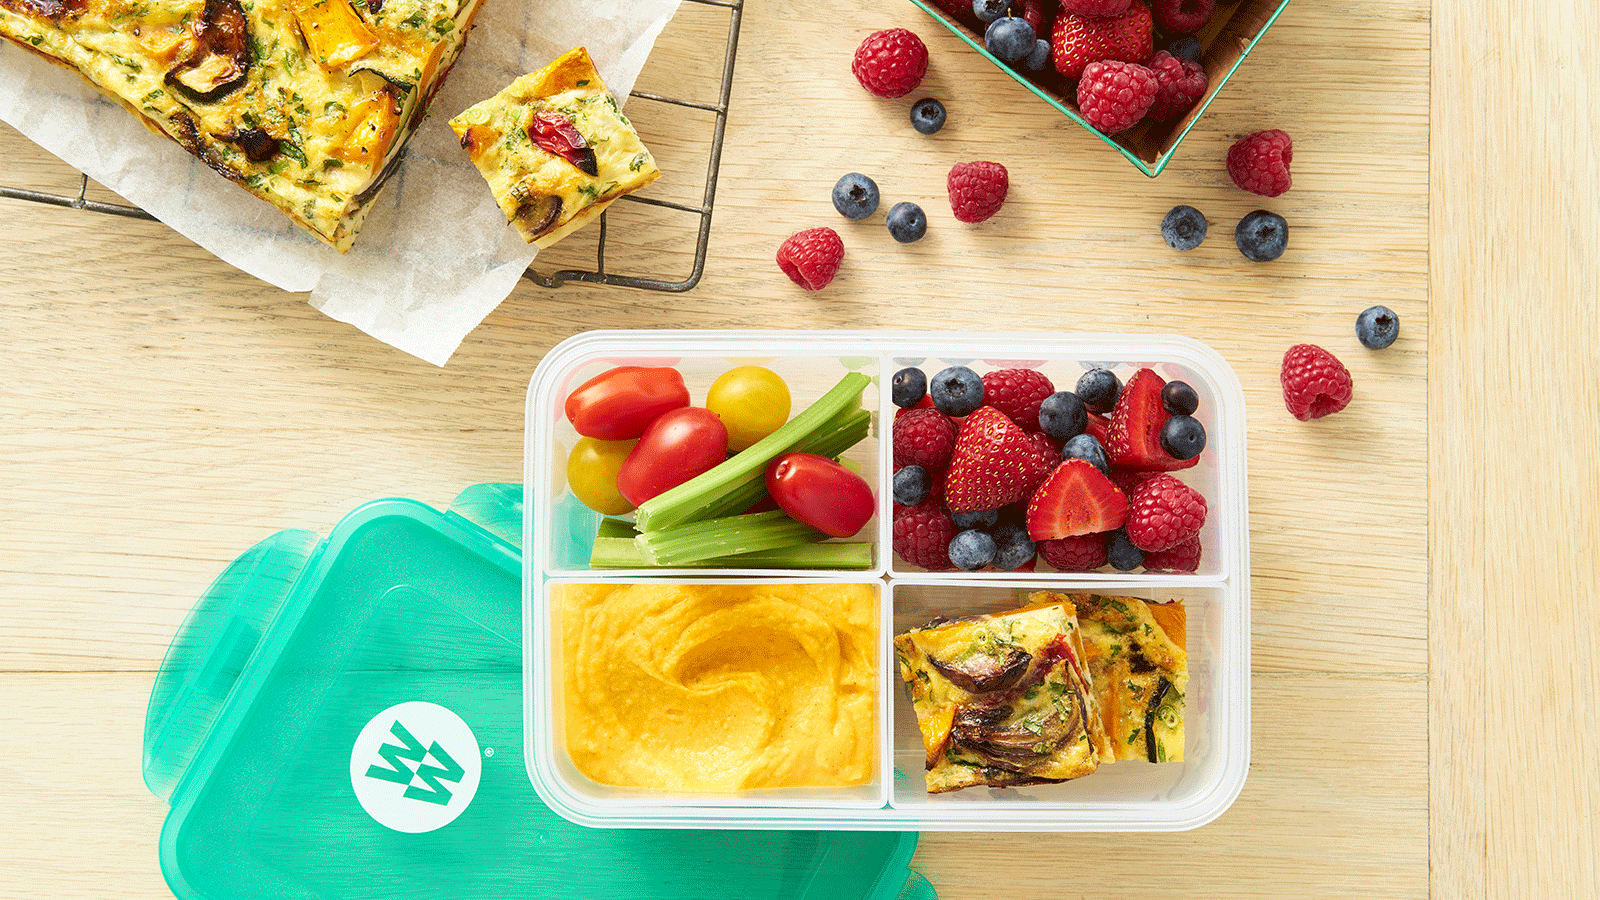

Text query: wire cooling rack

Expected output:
[0,0,741,293]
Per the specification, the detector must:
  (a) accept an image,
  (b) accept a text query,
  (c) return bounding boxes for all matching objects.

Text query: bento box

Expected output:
[522,330,1250,830]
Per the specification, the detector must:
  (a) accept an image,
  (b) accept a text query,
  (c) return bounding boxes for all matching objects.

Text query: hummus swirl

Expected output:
[559,582,877,792]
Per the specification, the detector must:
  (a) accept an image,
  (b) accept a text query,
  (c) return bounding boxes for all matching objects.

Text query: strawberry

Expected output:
[1086,410,1110,444]
[1105,368,1200,471]
[1051,3,1153,81]
[982,367,1055,432]
[1025,459,1128,540]
[945,407,1054,513]
[894,393,935,419]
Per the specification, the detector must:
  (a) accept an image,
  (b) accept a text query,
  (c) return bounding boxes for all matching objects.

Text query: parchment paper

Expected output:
[0,0,681,365]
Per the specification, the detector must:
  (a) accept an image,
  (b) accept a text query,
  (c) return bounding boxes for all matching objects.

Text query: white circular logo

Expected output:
[349,701,482,834]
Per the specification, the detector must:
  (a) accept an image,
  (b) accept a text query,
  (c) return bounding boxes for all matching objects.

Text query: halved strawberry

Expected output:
[1086,411,1110,444]
[1026,459,1128,540]
[1105,368,1201,471]
[945,407,1054,513]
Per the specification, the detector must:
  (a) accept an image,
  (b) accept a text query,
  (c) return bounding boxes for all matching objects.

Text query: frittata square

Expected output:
[894,594,1114,794]
[449,47,661,248]
[0,0,489,251]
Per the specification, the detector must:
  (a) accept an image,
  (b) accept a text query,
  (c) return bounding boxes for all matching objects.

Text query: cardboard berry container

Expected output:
[523,330,1249,830]
[908,0,1294,176]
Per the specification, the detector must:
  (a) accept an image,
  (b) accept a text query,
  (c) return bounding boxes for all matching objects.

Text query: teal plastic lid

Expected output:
[144,484,932,900]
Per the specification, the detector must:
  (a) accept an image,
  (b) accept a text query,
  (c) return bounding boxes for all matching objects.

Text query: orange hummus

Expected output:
[558,582,877,791]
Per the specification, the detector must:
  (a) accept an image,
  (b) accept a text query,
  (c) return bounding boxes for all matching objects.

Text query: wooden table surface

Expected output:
[2,0,1595,897]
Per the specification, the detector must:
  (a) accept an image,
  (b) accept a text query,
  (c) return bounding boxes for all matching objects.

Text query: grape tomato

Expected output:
[764,452,875,539]
[705,366,792,451]
[616,407,730,507]
[566,437,637,516]
[565,366,690,441]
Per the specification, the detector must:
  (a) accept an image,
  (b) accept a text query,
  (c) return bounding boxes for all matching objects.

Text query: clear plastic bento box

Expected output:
[523,330,1250,831]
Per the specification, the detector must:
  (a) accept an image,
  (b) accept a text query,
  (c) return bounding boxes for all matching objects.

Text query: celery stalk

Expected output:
[635,509,828,566]
[590,537,873,569]
[633,372,872,532]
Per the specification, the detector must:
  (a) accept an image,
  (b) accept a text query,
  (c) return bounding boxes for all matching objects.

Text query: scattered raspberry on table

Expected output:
[947,160,1010,224]
[1227,129,1294,197]
[851,28,929,98]
[775,227,844,291]
[1280,343,1354,420]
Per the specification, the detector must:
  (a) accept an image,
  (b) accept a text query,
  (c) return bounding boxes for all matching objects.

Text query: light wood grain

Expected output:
[0,0,1580,895]
[1430,1,1600,898]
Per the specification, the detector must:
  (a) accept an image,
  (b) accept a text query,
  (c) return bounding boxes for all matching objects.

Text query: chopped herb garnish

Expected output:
[401,9,425,27]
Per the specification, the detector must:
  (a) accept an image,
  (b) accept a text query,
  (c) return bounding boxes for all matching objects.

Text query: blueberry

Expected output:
[1235,210,1289,262]
[948,529,998,571]
[1076,367,1121,414]
[1161,380,1199,415]
[1356,305,1400,349]
[1106,529,1145,571]
[1160,415,1206,460]
[990,521,1036,571]
[1038,391,1088,442]
[1167,34,1203,63]
[951,508,999,530]
[893,465,930,507]
[984,16,1036,63]
[929,365,984,416]
[831,172,879,220]
[910,98,946,135]
[1161,205,1208,251]
[1060,433,1109,475]
[972,0,1009,23]
[891,367,927,408]
[1023,38,1052,72]
[887,202,927,243]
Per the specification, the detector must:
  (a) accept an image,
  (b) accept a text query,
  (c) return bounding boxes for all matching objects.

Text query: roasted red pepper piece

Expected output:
[528,110,598,176]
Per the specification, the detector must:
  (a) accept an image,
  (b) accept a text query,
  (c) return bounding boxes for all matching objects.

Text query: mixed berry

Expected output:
[891,361,1212,574]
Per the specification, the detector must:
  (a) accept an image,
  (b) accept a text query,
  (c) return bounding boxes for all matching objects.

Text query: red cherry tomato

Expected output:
[565,366,690,441]
[764,453,875,539]
[616,407,729,506]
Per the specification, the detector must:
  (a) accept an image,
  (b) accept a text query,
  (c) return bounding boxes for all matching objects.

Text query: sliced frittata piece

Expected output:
[894,594,1114,794]
[1073,593,1188,763]
[0,0,488,251]
[449,47,661,248]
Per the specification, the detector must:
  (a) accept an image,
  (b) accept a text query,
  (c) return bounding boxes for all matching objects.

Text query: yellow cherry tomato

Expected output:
[566,436,637,516]
[705,366,791,451]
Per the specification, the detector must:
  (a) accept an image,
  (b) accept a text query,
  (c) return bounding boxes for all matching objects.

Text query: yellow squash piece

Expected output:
[292,0,379,69]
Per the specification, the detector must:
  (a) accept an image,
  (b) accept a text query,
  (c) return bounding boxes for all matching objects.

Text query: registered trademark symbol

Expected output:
[483,747,494,757]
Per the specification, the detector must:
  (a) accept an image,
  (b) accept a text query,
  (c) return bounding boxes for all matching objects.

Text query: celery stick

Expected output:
[634,372,871,533]
[595,517,637,540]
[590,537,873,569]
[635,509,827,566]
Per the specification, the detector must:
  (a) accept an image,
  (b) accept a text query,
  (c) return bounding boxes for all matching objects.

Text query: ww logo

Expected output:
[350,701,482,833]
[363,719,465,805]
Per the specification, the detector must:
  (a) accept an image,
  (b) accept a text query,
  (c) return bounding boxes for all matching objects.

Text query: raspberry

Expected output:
[1146,50,1207,122]
[1062,0,1133,15]
[775,227,843,291]
[981,367,1054,431]
[947,161,1009,224]
[1144,535,1202,573]
[1226,129,1293,197]
[1125,473,1207,552]
[1280,343,1354,420]
[1108,467,1155,497]
[1153,0,1217,34]
[892,406,958,471]
[1076,60,1158,134]
[893,501,956,571]
[1038,533,1110,571]
[851,28,929,99]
